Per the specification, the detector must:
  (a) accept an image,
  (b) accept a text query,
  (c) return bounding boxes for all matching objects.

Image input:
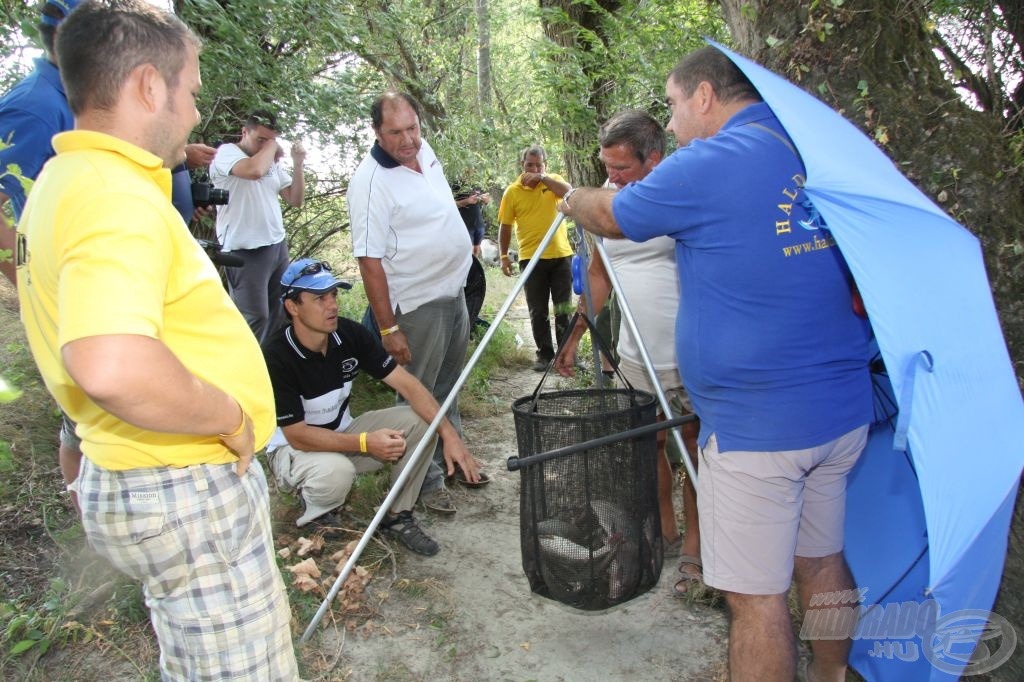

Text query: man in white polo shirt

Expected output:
[348,92,482,514]
[210,109,306,343]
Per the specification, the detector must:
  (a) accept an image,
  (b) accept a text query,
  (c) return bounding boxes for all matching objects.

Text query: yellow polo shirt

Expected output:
[497,173,573,261]
[17,131,275,470]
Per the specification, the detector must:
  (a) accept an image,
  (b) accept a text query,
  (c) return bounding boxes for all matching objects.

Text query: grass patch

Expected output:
[344,466,390,521]
[391,576,448,600]
[1,578,76,661]
[459,318,532,417]
[0,331,63,504]
[374,660,417,682]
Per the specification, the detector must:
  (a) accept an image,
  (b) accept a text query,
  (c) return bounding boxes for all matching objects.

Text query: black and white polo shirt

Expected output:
[263,319,397,451]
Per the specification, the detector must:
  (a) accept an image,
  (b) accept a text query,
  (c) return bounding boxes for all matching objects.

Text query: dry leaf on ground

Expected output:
[292,574,319,592]
[297,535,325,557]
[288,557,321,579]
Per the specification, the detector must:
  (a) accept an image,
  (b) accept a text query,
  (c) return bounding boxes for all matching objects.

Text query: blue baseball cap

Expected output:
[281,258,352,299]
[40,0,82,27]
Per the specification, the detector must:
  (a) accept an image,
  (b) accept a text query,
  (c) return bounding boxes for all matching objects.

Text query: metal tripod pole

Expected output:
[591,239,698,484]
[300,213,568,643]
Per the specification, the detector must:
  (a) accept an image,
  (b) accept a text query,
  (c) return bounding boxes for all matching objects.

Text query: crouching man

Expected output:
[263,258,480,556]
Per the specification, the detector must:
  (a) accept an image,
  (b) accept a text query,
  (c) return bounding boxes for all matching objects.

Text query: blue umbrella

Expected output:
[712,42,1024,680]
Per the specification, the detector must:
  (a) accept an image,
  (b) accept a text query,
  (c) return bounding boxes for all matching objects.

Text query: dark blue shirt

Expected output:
[0,59,74,218]
[170,163,194,224]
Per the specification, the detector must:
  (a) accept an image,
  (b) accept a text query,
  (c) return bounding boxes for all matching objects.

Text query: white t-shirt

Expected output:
[348,138,471,314]
[603,234,680,371]
[209,142,292,251]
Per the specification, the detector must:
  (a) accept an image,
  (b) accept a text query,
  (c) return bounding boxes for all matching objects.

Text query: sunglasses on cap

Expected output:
[285,261,332,287]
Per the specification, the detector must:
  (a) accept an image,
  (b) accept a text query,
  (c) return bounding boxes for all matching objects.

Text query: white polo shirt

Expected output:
[604,235,679,370]
[210,142,292,251]
[348,138,471,314]
[600,179,680,371]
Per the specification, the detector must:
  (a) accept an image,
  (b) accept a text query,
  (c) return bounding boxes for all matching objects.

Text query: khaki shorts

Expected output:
[616,358,694,464]
[59,412,81,450]
[616,357,693,414]
[697,425,868,595]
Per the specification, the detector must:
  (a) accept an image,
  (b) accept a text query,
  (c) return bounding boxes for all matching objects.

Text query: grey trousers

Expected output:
[267,406,436,526]
[396,292,470,494]
[225,239,290,344]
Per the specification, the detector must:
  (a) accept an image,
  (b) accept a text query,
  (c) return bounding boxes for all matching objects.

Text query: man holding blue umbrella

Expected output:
[560,46,873,682]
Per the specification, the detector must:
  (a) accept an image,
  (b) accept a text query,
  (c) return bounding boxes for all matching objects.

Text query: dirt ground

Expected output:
[296,301,729,682]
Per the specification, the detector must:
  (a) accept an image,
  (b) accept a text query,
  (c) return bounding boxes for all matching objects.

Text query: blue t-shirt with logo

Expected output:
[613,101,872,452]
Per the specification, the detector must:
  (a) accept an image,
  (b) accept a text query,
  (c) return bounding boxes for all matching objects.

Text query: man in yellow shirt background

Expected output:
[498,144,574,371]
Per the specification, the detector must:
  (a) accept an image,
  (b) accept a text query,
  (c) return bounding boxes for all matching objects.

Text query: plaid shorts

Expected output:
[76,458,299,681]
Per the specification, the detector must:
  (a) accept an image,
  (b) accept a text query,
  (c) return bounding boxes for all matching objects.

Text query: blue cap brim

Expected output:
[282,268,352,299]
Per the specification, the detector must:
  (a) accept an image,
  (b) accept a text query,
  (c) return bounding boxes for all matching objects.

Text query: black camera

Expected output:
[190,182,229,209]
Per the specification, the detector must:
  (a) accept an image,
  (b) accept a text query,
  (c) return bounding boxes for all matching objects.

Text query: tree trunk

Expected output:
[537,0,622,188]
[475,0,492,120]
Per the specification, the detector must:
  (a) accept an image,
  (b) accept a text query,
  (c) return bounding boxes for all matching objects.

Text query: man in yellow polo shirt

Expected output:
[16,1,297,678]
[498,144,574,370]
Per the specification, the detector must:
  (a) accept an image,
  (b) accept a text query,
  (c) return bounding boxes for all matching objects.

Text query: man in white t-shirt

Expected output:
[348,92,482,515]
[554,109,703,597]
[210,109,306,343]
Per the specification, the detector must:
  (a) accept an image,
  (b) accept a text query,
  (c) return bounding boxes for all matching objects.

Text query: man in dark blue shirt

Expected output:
[560,46,872,682]
[0,0,80,286]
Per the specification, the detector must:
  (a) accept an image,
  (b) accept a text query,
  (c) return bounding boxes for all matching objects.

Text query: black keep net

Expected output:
[510,388,662,610]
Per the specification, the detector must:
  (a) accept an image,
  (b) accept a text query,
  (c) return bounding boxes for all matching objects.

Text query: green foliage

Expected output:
[1010,128,1024,169]
[0,139,31,281]
[1,578,77,659]
[526,0,726,184]
[0,0,42,93]
[178,0,727,253]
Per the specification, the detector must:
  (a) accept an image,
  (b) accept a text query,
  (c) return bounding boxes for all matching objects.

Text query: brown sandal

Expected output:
[673,554,703,598]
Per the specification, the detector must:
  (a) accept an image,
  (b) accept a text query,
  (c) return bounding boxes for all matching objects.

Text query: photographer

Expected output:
[210,109,307,343]
[170,142,217,224]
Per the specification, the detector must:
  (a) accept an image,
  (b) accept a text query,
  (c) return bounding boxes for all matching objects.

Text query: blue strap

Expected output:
[571,254,584,295]
[893,351,933,452]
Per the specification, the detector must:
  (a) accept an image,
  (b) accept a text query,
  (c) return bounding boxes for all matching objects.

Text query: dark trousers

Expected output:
[520,255,572,361]
[225,240,289,344]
